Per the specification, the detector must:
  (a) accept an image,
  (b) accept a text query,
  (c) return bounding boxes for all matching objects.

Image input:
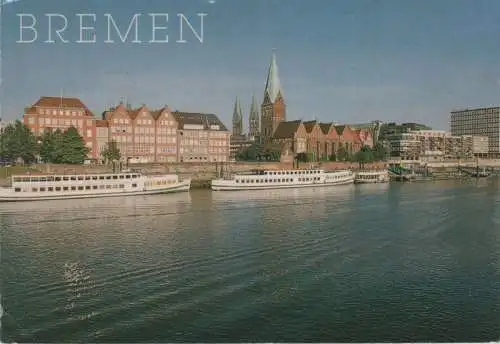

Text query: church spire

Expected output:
[264,51,283,103]
[232,96,243,136]
[249,93,260,138]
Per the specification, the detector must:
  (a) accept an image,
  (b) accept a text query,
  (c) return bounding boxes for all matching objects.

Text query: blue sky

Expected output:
[1,0,500,130]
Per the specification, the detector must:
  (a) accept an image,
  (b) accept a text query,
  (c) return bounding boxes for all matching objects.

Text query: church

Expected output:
[230,52,375,162]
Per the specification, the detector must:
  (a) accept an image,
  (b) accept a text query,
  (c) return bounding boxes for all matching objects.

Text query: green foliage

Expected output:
[236,143,258,161]
[39,129,64,163]
[101,140,121,163]
[260,147,281,161]
[336,145,348,162]
[354,145,375,167]
[38,126,89,164]
[61,127,90,164]
[296,152,309,163]
[0,120,38,164]
[372,142,388,161]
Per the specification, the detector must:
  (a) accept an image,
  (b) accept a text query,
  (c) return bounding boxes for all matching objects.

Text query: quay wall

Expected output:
[0,161,387,187]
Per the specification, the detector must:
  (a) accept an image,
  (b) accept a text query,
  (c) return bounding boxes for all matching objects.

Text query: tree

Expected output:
[101,140,121,164]
[296,152,309,163]
[372,142,388,161]
[236,143,258,161]
[354,145,374,168]
[39,129,64,163]
[0,120,38,164]
[337,144,348,162]
[60,126,90,164]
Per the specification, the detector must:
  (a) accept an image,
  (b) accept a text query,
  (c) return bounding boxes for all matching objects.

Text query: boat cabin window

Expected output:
[99,176,105,180]
[48,187,53,191]
[92,176,98,180]
[63,177,69,181]
[14,188,21,192]
[55,177,61,182]
[40,187,45,192]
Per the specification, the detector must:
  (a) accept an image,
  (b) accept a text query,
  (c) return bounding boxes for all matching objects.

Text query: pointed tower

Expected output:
[261,51,286,143]
[249,94,260,138]
[232,97,243,137]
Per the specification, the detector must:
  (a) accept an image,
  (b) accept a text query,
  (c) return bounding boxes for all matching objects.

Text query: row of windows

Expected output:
[15,183,136,193]
[236,177,321,184]
[144,180,177,187]
[13,174,140,183]
[36,109,86,116]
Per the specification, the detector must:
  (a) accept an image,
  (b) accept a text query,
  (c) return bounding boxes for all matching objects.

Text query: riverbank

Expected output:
[0,161,388,188]
[1,161,497,188]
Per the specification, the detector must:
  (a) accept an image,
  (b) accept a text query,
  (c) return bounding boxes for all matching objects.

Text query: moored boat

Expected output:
[0,172,191,202]
[355,170,390,184]
[211,168,354,191]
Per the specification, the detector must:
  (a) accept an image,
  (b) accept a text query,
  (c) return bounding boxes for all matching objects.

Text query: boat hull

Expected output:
[354,180,389,184]
[211,176,354,191]
[0,180,191,202]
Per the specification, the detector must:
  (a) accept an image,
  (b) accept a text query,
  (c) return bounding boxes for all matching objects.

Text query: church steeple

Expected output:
[261,50,286,143]
[232,96,243,136]
[249,94,260,138]
[263,51,284,103]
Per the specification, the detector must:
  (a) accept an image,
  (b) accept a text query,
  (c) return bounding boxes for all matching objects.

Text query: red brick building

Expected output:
[23,97,230,164]
[261,52,286,144]
[23,96,97,159]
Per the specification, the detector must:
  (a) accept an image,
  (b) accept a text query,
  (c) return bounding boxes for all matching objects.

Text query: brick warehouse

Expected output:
[23,97,231,164]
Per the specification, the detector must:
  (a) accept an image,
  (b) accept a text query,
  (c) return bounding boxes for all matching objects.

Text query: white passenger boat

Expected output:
[354,170,390,184]
[211,169,354,191]
[0,172,191,202]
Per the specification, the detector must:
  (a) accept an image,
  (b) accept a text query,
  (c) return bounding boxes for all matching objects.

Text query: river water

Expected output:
[1,179,499,342]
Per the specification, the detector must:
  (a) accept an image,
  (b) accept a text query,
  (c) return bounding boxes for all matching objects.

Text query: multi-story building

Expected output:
[172,111,230,163]
[261,52,286,144]
[450,106,500,157]
[95,120,109,163]
[23,96,97,160]
[469,135,489,157]
[102,103,135,162]
[409,130,449,160]
[386,132,421,160]
[23,97,229,164]
[152,106,179,163]
[229,135,255,161]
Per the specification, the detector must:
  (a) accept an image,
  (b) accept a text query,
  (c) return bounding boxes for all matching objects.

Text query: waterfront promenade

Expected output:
[1,179,498,342]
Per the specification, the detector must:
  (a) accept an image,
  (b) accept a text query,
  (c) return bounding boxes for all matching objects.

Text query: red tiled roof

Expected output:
[302,120,317,133]
[272,120,302,139]
[26,96,95,117]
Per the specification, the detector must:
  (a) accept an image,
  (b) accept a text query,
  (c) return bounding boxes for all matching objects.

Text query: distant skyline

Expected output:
[2,0,500,130]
